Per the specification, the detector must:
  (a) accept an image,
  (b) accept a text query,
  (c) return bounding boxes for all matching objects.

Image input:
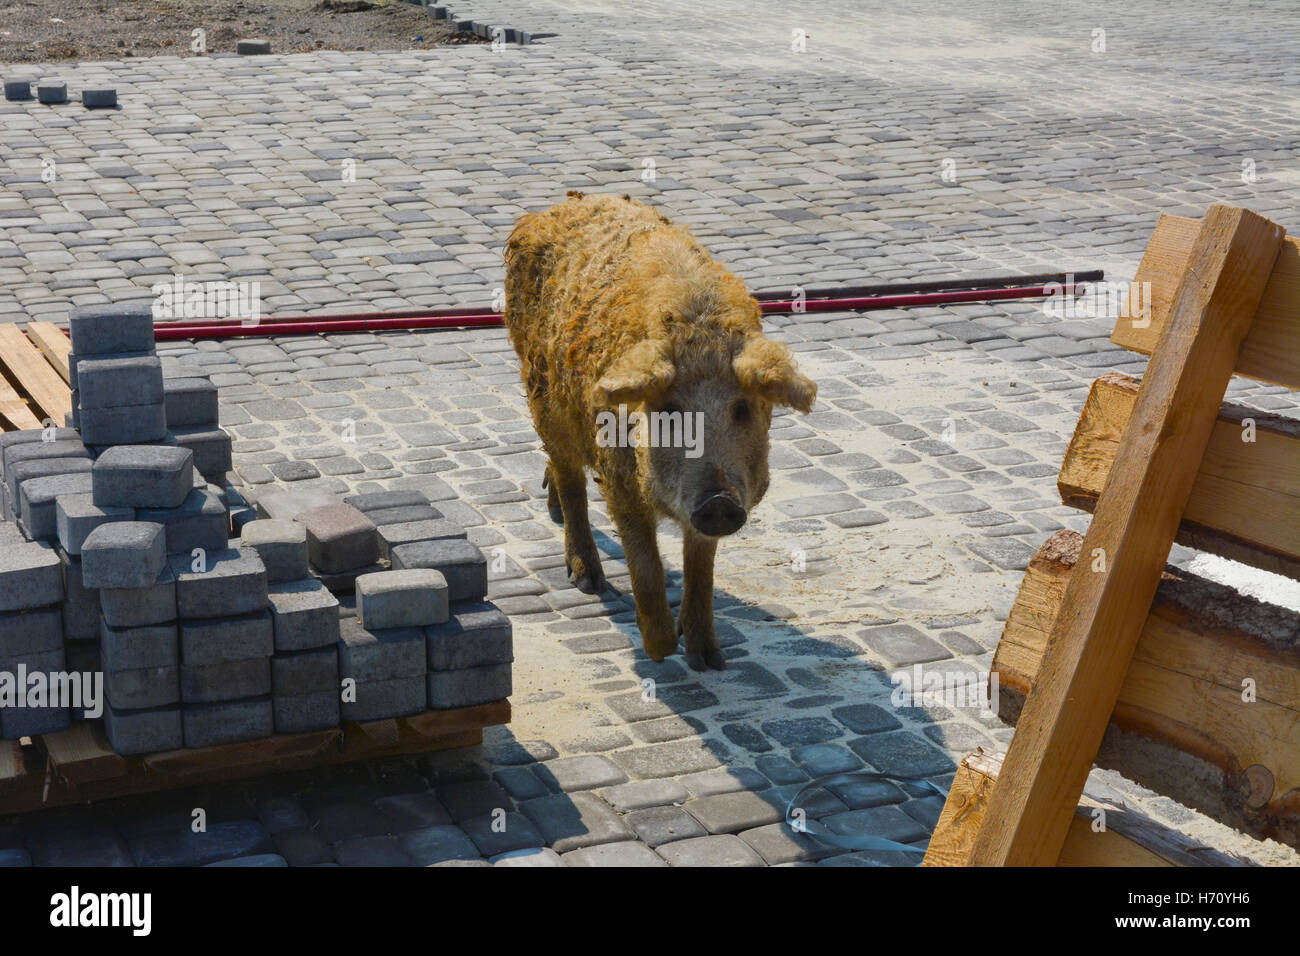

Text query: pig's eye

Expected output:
[732,400,751,423]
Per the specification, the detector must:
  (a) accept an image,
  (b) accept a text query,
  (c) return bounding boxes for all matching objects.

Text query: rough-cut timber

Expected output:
[923,750,1245,867]
[1060,372,1300,578]
[1111,214,1300,388]
[969,205,1286,866]
[996,530,1300,848]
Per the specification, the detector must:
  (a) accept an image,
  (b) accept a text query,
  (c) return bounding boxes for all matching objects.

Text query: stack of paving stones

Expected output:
[0,304,514,758]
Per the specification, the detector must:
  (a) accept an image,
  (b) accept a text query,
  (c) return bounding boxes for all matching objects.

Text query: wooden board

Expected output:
[25,322,72,383]
[0,324,71,424]
[1112,213,1300,388]
[0,739,28,796]
[995,530,1300,847]
[923,750,1244,867]
[42,722,127,786]
[0,373,42,431]
[1060,372,1300,579]
[0,701,509,814]
[968,205,1285,866]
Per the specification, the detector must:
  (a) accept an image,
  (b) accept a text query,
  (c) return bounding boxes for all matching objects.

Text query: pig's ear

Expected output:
[595,338,676,405]
[733,335,818,413]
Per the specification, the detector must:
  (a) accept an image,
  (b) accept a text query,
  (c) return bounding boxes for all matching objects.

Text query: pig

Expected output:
[503,192,817,670]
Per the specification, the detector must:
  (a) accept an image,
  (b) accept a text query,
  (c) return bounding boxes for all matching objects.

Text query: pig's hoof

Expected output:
[569,567,605,594]
[685,648,727,672]
[548,503,565,524]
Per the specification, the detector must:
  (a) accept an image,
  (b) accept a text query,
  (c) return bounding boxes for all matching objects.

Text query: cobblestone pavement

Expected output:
[2,1,1299,866]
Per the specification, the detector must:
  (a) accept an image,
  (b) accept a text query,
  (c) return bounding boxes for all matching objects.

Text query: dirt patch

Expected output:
[0,0,483,64]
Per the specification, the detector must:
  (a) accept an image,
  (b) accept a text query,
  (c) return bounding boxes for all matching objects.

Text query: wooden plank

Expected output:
[995,530,1300,847]
[1112,214,1300,387]
[923,750,1244,867]
[25,321,72,384]
[0,373,42,431]
[41,722,126,786]
[0,325,71,424]
[0,739,27,796]
[1060,372,1300,579]
[968,205,1285,866]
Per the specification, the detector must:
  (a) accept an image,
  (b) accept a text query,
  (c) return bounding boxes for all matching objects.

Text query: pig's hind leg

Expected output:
[542,465,564,524]
[549,461,606,594]
[608,498,679,662]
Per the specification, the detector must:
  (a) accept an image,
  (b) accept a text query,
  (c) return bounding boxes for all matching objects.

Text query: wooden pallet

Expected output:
[925,204,1298,866]
[0,700,509,814]
[0,321,71,431]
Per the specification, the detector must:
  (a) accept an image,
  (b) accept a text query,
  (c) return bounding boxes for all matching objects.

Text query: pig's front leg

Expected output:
[679,528,725,671]
[610,501,679,662]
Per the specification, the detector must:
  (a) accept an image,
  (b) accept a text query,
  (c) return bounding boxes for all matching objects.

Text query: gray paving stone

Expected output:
[520,791,635,853]
[128,820,274,867]
[684,790,785,834]
[0,605,62,658]
[68,303,156,356]
[341,674,425,721]
[357,568,448,628]
[399,825,482,865]
[427,662,511,710]
[100,564,177,628]
[389,538,487,602]
[92,445,193,509]
[273,690,341,733]
[164,377,220,427]
[271,645,338,695]
[77,355,164,410]
[79,403,169,446]
[240,519,309,582]
[268,577,340,650]
[182,696,273,747]
[101,619,178,671]
[534,755,628,793]
[563,841,668,867]
[105,664,180,710]
[169,548,268,618]
[180,610,273,666]
[82,521,166,589]
[338,617,426,682]
[625,805,708,847]
[136,488,228,555]
[0,540,63,611]
[491,847,565,867]
[57,493,133,556]
[173,427,233,479]
[425,600,513,670]
[656,834,765,867]
[103,703,183,755]
[181,658,272,703]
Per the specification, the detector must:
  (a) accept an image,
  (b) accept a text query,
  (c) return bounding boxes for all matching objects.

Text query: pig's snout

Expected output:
[690,489,747,537]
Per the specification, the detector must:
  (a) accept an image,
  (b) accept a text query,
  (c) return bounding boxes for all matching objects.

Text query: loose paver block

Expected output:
[137,488,228,555]
[254,487,339,521]
[267,577,340,651]
[59,551,101,641]
[3,438,90,482]
[36,78,67,104]
[296,503,379,573]
[237,38,272,54]
[81,521,166,589]
[68,302,156,356]
[103,703,183,755]
[56,492,133,556]
[92,445,194,509]
[19,471,94,540]
[183,696,273,748]
[78,402,168,446]
[7,457,93,513]
[389,538,487,601]
[0,540,67,611]
[656,834,767,867]
[364,504,443,526]
[240,519,308,582]
[163,377,219,427]
[425,601,513,670]
[81,88,117,108]
[180,610,274,666]
[344,490,429,513]
[377,519,466,558]
[100,619,178,671]
[273,691,340,734]
[1,699,70,739]
[169,548,268,618]
[105,665,180,710]
[337,618,426,682]
[271,646,338,695]
[356,569,449,629]
[3,78,32,100]
[0,605,63,658]
[562,842,668,867]
[340,674,425,722]
[75,355,164,409]
[100,564,176,628]
[520,792,635,853]
[427,663,512,710]
[172,426,232,479]
[181,658,272,703]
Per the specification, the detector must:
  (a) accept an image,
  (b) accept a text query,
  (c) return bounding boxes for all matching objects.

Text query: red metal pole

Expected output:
[151,283,1076,340]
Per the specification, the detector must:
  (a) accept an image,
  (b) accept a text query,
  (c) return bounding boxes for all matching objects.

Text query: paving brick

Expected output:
[563,841,668,867]
[17,472,92,540]
[425,600,513,670]
[458,812,544,856]
[295,502,379,574]
[273,690,340,733]
[254,487,339,521]
[389,538,487,601]
[0,540,63,611]
[340,674,425,721]
[76,355,164,410]
[7,457,93,513]
[103,703,183,755]
[59,552,101,641]
[857,623,954,667]
[271,645,338,695]
[273,828,332,866]
[534,754,628,793]
[625,805,708,847]
[101,619,178,670]
[136,487,228,555]
[181,658,272,703]
[334,834,415,867]
[169,548,268,618]
[847,731,956,777]
[738,822,841,864]
[344,490,429,513]
[239,519,309,583]
[601,778,689,812]
[92,445,193,509]
[491,847,565,867]
[172,427,233,479]
[377,518,467,558]
[821,805,930,846]
[364,504,444,526]
[0,605,63,658]
[656,833,765,867]
[56,492,133,556]
[268,577,340,651]
[357,568,449,628]
[373,791,452,831]
[3,439,89,483]
[398,825,482,865]
[338,617,426,681]
[684,790,785,834]
[68,302,156,356]
[183,696,273,747]
[163,377,219,427]
[100,564,177,628]
[79,403,168,445]
[180,610,273,665]
[81,521,166,589]
[519,791,634,853]
[105,664,180,710]
[128,820,274,867]
[427,663,511,709]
